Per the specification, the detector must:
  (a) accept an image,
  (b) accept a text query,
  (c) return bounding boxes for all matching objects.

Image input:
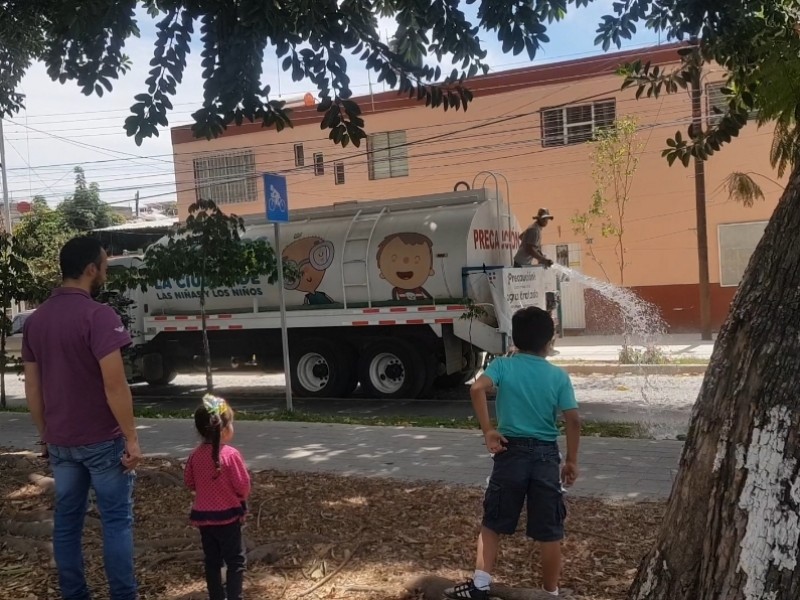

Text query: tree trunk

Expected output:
[627,165,800,599]
[0,327,6,409]
[199,276,213,393]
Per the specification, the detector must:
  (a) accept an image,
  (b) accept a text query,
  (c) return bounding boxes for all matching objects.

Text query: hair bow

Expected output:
[202,393,228,417]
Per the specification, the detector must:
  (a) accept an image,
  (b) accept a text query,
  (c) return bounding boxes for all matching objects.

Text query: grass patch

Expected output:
[2,405,647,438]
[552,357,709,366]
[668,356,709,365]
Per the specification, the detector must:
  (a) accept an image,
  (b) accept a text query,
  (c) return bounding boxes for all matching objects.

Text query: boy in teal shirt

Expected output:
[445,306,580,599]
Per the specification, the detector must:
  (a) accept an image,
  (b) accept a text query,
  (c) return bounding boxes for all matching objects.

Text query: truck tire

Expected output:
[435,347,482,389]
[142,353,177,386]
[290,338,356,398]
[358,339,426,399]
[146,369,178,386]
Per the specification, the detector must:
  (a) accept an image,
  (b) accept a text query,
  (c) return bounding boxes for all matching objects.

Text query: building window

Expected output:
[541,100,616,147]
[334,162,345,185]
[192,150,257,204]
[718,221,768,286]
[706,82,728,126]
[314,152,324,176]
[367,130,409,180]
[706,82,752,126]
[294,143,305,167]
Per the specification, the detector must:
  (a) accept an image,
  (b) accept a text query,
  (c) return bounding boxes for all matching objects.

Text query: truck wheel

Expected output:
[358,339,426,399]
[290,338,355,398]
[146,369,177,386]
[434,347,482,389]
[142,353,177,386]
[414,347,438,399]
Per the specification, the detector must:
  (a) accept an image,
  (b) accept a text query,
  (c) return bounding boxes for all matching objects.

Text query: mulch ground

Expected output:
[0,447,663,600]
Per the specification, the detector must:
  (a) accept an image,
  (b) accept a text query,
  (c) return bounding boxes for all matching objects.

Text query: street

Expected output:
[1,370,701,439]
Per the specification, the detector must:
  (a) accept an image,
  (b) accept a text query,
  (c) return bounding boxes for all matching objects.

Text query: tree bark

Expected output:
[200,275,213,394]
[1,327,7,408]
[627,165,800,599]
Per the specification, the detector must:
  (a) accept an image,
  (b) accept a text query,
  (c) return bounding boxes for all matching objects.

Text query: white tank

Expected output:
[147,188,520,314]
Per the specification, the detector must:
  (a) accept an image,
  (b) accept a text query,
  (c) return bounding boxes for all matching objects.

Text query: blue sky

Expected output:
[2,1,662,210]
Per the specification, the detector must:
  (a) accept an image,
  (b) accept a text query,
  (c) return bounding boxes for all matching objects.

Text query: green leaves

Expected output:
[0,233,38,366]
[41,0,137,101]
[139,199,279,292]
[600,1,800,172]
[573,116,642,284]
[126,7,192,145]
[1,0,575,147]
[13,196,78,302]
[57,167,119,232]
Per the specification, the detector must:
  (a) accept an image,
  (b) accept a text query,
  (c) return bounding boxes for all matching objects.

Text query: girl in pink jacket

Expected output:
[184,395,251,600]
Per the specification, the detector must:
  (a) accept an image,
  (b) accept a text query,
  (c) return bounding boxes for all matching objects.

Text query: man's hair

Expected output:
[511,306,554,353]
[376,232,433,263]
[60,236,104,280]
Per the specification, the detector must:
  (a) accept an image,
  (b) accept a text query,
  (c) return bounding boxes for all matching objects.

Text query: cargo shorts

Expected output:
[482,437,567,542]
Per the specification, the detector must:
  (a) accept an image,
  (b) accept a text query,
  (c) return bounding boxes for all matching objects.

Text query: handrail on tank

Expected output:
[471,171,514,265]
[364,207,387,307]
[339,207,387,309]
[340,209,362,310]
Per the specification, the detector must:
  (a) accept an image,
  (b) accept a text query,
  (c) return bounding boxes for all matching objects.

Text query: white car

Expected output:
[10,310,35,336]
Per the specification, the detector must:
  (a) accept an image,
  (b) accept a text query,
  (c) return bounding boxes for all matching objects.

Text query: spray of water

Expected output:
[551,264,667,346]
[550,264,676,439]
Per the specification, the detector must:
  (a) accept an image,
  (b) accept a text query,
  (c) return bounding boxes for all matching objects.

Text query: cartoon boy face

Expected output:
[377,233,435,291]
[282,237,334,294]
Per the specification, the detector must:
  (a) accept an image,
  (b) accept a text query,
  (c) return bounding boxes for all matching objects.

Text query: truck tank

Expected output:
[146,188,520,314]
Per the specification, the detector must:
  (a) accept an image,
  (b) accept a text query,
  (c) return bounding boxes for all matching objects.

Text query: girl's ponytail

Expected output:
[210,412,222,474]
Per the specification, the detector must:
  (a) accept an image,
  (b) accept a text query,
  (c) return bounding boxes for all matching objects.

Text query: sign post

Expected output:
[263,173,292,412]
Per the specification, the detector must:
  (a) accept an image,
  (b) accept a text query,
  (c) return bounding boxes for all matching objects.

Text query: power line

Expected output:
[122,125,778,206]
[8,115,774,206]
[3,105,695,193]
[8,109,737,202]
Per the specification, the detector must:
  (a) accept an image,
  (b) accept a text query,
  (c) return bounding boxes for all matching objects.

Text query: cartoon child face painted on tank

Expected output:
[376,233,435,301]
[282,236,335,304]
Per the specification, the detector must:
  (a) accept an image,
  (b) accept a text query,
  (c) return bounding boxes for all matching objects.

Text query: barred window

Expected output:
[718,221,768,286]
[192,150,257,204]
[334,162,345,185]
[314,152,325,176]
[541,100,616,147]
[294,143,305,167]
[706,82,727,126]
[367,130,409,180]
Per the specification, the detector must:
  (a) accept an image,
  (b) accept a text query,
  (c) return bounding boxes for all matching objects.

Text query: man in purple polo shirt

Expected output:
[23,236,142,600]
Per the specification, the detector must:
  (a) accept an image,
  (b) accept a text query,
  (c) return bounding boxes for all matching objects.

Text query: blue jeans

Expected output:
[48,437,137,600]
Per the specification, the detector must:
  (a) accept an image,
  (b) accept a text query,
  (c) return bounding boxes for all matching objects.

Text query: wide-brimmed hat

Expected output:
[536,208,554,220]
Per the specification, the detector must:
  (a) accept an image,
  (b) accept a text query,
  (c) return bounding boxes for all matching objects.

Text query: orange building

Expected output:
[170,44,781,333]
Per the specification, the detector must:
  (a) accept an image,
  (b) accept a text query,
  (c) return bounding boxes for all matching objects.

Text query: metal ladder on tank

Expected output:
[472,171,514,265]
[340,207,387,309]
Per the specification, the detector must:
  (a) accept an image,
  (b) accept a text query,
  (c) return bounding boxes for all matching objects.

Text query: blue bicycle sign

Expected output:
[268,184,286,213]
[263,173,289,222]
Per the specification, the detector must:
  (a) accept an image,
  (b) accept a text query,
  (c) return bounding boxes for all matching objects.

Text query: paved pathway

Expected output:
[0,412,681,501]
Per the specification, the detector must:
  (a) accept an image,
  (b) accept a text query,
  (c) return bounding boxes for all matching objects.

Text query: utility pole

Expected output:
[135,190,140,218]
[0,120,11,234]
[689,48,713,341]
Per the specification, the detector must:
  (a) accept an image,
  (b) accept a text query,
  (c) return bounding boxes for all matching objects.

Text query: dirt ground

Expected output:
[0,447,663,600]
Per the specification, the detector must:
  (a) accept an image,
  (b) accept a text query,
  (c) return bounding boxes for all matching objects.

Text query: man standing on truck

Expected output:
[513,208,554,268]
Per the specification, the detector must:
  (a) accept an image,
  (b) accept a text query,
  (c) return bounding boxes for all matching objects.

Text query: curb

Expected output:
[559,363,708,376]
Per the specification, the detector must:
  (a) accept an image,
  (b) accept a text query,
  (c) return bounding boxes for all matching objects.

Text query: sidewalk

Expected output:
[0,412,681,501]
[555,333,715,362]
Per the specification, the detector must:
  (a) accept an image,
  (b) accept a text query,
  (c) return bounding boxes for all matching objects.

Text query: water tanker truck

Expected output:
[111,182,558,399]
